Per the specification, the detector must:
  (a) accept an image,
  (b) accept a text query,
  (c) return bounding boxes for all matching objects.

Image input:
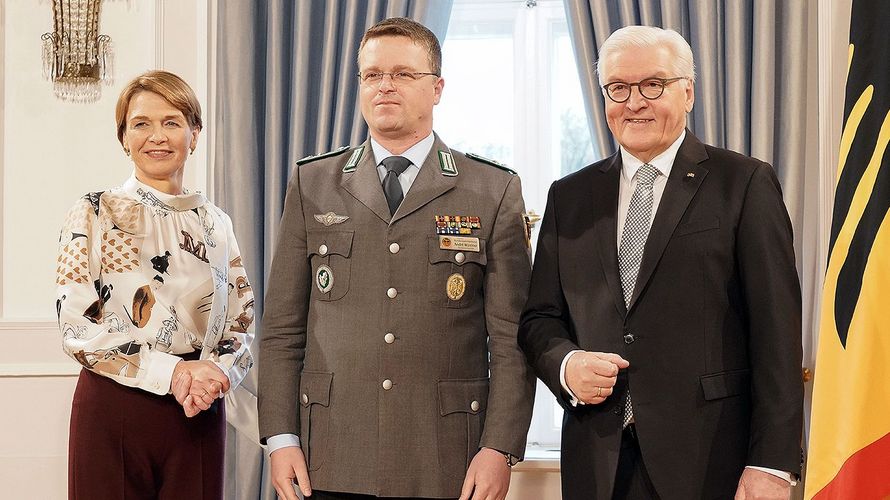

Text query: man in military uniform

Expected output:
[258,17,535,500]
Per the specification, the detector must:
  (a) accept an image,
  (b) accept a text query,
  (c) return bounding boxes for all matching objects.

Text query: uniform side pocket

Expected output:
[299,371,334,471]
[436,378,490,477]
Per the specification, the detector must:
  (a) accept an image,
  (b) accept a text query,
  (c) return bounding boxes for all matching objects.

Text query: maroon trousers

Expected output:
[68,367,225,500]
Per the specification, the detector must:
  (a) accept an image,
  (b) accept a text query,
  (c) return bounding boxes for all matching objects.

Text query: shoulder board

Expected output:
[296,146,351,166]
[464,152,517,175]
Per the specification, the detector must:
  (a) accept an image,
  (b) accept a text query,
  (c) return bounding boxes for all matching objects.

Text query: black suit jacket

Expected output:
[519,132,803,500]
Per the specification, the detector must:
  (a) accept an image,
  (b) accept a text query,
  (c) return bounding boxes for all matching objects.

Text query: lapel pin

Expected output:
[686,172,695,178]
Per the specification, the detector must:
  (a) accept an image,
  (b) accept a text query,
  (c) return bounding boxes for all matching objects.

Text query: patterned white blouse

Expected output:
[56,174,254,395]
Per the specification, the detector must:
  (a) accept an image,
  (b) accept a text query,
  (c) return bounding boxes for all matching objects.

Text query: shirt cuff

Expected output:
[144,350,182,395]
[745,465,795,485]
[267,433,301,454]
[559,350,585,407]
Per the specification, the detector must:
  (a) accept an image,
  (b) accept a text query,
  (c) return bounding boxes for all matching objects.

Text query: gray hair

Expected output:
[596,25,696,86]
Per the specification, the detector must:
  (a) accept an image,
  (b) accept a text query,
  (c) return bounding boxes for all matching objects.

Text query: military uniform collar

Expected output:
[369,132,435,170]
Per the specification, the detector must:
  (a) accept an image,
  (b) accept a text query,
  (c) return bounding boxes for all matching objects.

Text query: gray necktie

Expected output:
[617,163,659,427]
[382,156,411,217]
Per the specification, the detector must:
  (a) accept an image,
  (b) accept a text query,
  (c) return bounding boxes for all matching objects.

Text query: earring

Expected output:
[124,148,130,157]
[189,148,195,156]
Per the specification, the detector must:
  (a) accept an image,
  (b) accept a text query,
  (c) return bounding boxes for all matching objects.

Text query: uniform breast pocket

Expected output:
[307,230,354,301]
[427,236,487,308]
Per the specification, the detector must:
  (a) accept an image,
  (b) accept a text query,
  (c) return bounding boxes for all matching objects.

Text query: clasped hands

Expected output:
[565,351,629,404]
[170,360,230,417]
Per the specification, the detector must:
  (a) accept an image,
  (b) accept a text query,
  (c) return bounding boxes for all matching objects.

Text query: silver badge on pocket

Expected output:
[316,265,334,293]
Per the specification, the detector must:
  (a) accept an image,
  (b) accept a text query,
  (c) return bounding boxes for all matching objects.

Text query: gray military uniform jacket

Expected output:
[258,134,535,498]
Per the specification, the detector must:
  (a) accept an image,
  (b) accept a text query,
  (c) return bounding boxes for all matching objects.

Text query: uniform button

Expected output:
[470,400,480,412]
[623,333,635,344]
[454,252,465,263]
[387,287,398,298]
[301,393,309,404]
[382,379,393,390]
[318,244,328,256]
[384,333,395,344]
[389,242,400,254]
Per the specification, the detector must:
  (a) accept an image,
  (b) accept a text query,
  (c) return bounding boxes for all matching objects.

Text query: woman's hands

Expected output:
[171,360,231,417]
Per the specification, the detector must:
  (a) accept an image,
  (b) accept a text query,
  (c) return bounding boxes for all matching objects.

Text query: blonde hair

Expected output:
[359,17,442,75]
[115,70,202,146]
[596,26,696,86]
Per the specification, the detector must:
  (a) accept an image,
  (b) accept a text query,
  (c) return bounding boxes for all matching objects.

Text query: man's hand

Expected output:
[270,446,312,499]
[565,351,629,404]
[458,447,511,500]
[734,468,791,500]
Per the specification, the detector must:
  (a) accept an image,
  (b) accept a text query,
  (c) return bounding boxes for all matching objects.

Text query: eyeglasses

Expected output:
[601,77,688,103]
[357,71,439,85]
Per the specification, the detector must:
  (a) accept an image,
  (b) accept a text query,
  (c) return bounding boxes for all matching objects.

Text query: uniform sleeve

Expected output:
[209,213,255,391]
[478,174,536,459]
[56,196,181,395]
[257,168,311,444]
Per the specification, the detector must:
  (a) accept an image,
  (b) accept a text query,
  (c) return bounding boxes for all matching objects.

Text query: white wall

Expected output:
[0,0,849,498]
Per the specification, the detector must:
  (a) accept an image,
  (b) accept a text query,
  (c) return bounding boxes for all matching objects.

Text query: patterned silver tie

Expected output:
[617,163,659,427]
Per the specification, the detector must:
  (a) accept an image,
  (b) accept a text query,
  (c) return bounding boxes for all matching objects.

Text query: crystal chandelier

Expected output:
[41,0,113,103]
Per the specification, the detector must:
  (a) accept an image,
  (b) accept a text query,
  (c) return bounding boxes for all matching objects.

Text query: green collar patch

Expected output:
[296,145,351,166]
[342,145,365,173]
[438,150,458,177]
[465,152,516,175]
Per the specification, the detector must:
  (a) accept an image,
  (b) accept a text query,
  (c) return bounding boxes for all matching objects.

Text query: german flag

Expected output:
[805,0,890,498]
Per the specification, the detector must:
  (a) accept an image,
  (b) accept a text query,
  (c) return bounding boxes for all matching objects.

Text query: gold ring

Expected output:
[595,386,602,398]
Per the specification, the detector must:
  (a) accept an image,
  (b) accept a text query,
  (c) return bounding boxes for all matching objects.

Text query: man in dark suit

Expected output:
[518,25,803,500]
[258,17,535,500]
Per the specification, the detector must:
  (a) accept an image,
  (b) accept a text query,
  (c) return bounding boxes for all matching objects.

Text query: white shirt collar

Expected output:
[370,132,435,169]
[619,129,686,182]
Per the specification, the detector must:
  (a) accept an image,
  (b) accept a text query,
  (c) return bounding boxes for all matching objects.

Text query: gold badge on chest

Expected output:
[446,273,466,301]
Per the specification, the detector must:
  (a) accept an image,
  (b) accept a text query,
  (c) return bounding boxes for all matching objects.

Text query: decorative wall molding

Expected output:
[0,320,57,332]
[0,320,80,377]
[0,363,79,378]
[154,0,165,68]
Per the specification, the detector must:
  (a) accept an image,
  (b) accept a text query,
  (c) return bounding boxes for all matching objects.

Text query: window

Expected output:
[436,0,599,450]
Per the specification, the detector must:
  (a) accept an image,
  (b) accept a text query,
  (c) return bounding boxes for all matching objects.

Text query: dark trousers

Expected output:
[68,367,226,500]
[312,491,456,500]
[612,425,660,500]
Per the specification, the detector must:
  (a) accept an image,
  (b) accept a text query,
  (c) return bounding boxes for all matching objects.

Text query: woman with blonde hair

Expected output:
[56,70,254,499]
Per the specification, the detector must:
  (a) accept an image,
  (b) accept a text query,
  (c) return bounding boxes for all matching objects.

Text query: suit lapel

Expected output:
[627,132,709,311]
[391,135,456,223]
[340,139,392,224]
[592,154,627,317]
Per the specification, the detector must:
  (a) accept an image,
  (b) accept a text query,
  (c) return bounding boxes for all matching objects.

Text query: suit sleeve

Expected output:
[478,174,536,459]
[257,167,311,444]
[518,182,581,409]
[736,163,803,475]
